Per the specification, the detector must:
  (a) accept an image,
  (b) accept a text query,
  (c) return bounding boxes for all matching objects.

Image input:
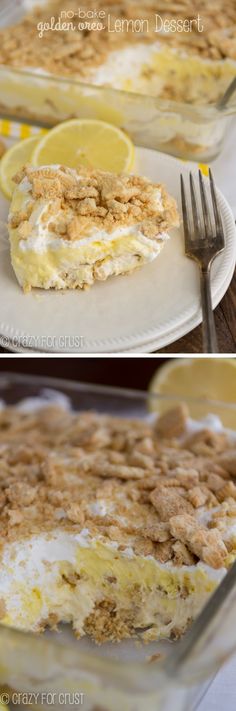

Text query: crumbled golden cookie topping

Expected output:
[0,402,236,570]
[10,165,179,239]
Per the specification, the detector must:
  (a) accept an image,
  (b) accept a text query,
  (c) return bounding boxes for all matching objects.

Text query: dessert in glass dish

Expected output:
[0,0,235,105]
[0,375,236,711]
[0,395,236,642]
[0,0,235,160]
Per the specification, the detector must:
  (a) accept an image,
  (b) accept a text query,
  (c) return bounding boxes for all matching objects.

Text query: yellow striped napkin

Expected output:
[0,118,48,140]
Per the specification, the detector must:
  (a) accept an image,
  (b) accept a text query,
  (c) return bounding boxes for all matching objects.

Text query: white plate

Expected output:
[0,148,235,353]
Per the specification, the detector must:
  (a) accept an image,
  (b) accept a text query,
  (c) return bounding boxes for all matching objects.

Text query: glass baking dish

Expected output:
[0,0,236,162]
[0,370,236,711]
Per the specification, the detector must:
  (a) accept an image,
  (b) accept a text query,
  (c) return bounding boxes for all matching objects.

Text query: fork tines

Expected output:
[181,169,225,258]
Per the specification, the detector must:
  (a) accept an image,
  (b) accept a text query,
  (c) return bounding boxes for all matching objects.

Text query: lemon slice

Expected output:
[31,119,135,173]
[148,358,236,428]
[0,135,41,200]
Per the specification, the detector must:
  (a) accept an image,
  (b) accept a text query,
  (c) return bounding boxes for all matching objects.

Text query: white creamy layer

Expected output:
[0,530,94,631]
[91,43,163,93]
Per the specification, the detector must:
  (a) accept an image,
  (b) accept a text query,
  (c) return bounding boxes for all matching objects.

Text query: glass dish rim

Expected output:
[0,370,236,411]
[0,369,236,688]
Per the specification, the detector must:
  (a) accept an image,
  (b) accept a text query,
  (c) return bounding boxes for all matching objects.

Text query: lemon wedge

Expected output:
[148,358,236,428]
[0,135,41,199]
[31,119,134,173]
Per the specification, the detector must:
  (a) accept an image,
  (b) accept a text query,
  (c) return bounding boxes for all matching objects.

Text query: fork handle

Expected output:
[200,266,219,353]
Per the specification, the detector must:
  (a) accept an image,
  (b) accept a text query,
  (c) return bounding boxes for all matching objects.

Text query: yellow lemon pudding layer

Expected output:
[0,400,236,643]
[8,165,179,292]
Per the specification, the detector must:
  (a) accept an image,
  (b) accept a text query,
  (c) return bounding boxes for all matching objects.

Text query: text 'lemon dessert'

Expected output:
[8,165,179,292]
[0,400,236,643]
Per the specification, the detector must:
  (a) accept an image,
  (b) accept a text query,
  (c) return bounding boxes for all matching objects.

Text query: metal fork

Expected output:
[180,169,225,353]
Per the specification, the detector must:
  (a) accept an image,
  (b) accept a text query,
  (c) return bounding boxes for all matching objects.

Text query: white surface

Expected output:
[199,654,236,711]
[0,146,235,353]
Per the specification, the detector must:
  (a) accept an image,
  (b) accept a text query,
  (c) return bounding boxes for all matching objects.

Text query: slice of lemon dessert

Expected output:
[8,165,179,292]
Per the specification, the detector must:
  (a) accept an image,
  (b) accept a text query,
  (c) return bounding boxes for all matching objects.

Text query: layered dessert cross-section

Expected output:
[8,165,179,292]
[0,401,235,643]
